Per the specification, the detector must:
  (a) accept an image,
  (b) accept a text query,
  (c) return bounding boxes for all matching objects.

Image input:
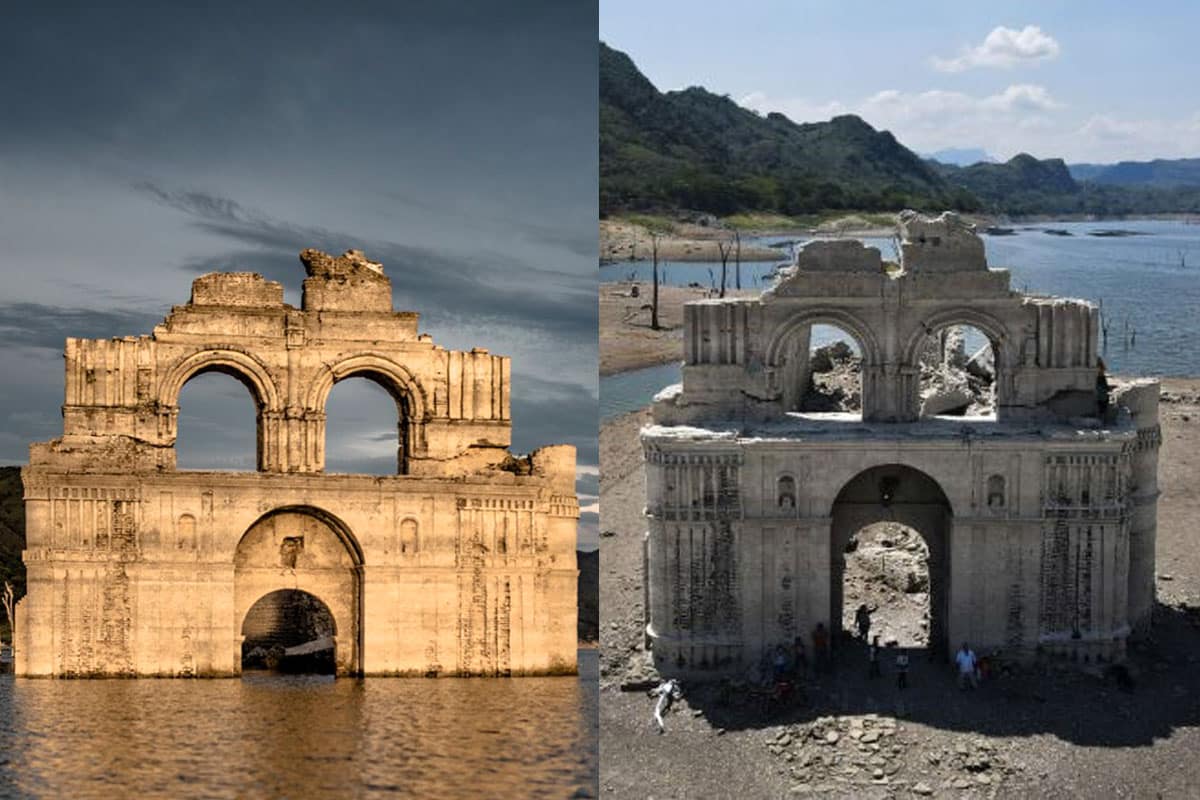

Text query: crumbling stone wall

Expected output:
[16,249,578,677]
[644,211,1159,675]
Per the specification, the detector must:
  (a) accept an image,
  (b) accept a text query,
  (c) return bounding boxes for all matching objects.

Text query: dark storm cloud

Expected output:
[0,3,598,550]
[137,183,598,338]
[0,303,164,350]
[510,376,598,468]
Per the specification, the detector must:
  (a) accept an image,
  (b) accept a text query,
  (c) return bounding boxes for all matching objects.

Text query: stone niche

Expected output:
[15,248,579,679]
[643,211,1160,678]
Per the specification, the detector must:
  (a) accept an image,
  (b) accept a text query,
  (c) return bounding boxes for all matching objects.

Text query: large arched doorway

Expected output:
[830,465,952,658]
[234,508,363,676]
[242,589,338,674]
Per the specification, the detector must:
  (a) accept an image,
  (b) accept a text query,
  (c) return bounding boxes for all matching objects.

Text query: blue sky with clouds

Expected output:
[0,2,599,547]
[601,0,1200,163]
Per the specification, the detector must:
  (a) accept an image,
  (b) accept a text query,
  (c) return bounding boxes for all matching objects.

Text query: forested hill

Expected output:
[600,42,975,216]
[1069,158,1200,188]
[0,467,23,604]
[601,41,1200,219]
[934,154,1200,216]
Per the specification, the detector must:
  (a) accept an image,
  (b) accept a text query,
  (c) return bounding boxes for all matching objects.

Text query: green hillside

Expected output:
[601,41,1200,219]
[937,155,1200,216]
[600,42,976,216]
[1069,158,1200,188]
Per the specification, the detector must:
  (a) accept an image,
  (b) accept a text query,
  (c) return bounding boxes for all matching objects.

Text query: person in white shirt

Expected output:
[955,642,979,690]
[650,678,682,733]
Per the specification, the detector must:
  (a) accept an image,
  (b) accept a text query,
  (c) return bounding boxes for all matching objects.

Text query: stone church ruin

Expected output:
[15,248,578,677]
[642,211,1159,675]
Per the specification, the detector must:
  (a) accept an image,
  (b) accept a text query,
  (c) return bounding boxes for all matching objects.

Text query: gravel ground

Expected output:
[600,380,1200,799]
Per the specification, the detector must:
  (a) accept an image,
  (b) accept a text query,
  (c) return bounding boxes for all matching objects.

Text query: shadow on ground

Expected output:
[653,601,1200,748]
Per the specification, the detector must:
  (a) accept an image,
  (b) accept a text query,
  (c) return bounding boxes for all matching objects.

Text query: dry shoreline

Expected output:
[600,281,754,376]
[599,381,1200,797]
[599,217,897,264]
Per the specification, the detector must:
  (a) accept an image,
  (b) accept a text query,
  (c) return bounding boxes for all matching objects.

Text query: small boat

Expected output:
[1042,228,1073,236]
[984,226,1016,236]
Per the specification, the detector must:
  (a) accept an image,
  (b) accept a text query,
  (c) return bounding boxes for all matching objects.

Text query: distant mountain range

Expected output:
[923,147,996,167]
[601,41,1200,218]
[1068,158,1200,187]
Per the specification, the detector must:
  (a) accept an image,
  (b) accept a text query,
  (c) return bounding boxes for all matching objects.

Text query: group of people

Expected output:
[851,605,986,691]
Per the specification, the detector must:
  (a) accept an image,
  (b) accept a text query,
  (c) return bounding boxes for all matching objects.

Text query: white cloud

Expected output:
[738,90,848,123]
[1073,113,1200,160]
[735,83,1200,163]
[861,84,1059,120]
[933,25,1061,72]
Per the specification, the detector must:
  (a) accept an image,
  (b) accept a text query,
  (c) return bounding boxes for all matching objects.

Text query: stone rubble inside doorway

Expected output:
[842,523,931,648]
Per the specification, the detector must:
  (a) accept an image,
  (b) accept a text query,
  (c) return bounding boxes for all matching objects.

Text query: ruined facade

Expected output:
[16,249,578,677]
[643,212,1159,675]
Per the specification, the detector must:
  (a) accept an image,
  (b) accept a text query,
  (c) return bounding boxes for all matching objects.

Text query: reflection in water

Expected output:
[0,650,598,799]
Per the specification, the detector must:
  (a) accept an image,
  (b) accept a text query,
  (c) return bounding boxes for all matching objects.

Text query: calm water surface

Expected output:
[0,650,598,799]
[601,220,1200,416]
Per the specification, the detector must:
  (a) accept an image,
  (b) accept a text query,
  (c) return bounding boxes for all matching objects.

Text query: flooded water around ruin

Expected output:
[0,649,598,799]
[600,219,1200,416]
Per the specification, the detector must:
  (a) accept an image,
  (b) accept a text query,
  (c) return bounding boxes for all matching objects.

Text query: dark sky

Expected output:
[0,2,599,547]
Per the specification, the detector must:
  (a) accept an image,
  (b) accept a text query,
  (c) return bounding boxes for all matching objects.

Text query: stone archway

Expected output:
[765,308,883,416]
[305,353,430,474]
[242,589,338,673]
[901,308,1016,420]
[234,507,363,676]
[830,464,952,656]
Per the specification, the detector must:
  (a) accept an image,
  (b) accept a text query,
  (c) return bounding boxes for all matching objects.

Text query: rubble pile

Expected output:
[766,715,1026,794]
[843,523,930,646]
[918,328,995,417]
[801,327,995,416]
[801,341,862,412]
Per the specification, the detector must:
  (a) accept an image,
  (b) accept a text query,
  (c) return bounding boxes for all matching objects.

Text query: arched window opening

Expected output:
[399,518,419,555]
[176,372,259,470]
[177,514,197,550]
[325,376,408,475]
[804,324,862,414]
[780,323,864,417]
[777,475,796,509]
[987,475,1006,509]
[917,324,996,419]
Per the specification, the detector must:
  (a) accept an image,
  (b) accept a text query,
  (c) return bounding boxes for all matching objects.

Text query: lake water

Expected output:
[0,650,598,799]
[600,220,1200,419]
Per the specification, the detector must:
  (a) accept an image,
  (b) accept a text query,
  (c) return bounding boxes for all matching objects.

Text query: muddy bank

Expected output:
[600,219,779,263]
[600,281,755,376]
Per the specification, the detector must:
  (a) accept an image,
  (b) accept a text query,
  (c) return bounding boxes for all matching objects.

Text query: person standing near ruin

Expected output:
[956,642,979,690]
[895,649,909,689]
[868,635,881,679]
[812,623,830,674]
[791,636,809,680]
[854,604,872,641]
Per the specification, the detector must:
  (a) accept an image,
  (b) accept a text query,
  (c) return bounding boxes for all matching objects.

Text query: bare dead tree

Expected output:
[650,234,661,331]
[716,238,732,298]
[734,229,742,290]
[2,581,13,649]
[1099,298,1109,351]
